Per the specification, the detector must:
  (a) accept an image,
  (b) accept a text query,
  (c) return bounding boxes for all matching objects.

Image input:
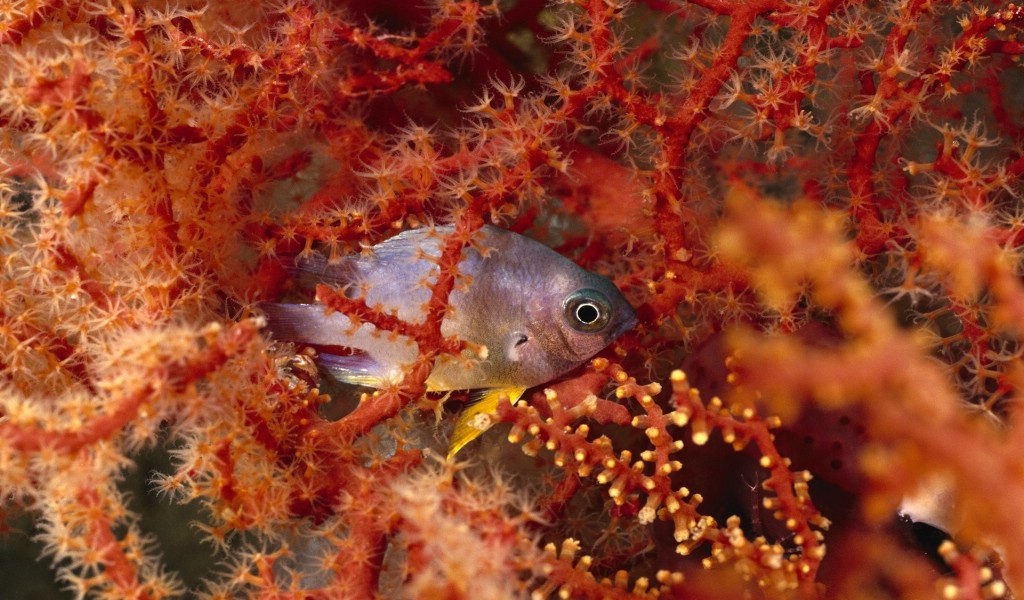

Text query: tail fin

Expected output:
[260,303,349,346]
[260,303,389,388]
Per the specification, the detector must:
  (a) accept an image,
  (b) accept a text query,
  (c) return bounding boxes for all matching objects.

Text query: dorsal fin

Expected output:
[285,253,357,293]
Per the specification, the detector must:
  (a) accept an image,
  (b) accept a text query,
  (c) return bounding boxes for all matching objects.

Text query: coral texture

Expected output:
[1,0,1023,598]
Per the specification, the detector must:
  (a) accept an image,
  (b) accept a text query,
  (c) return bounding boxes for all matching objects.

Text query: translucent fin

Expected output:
[316,353,386,388]
[289,253,356,291]
[260,303,352,346]
[447,387,526,461]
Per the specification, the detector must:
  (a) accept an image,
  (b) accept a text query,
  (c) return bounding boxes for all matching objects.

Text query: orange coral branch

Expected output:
[0,321,257,453]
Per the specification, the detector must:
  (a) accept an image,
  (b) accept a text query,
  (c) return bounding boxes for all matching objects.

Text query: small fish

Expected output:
[261,225,637,458]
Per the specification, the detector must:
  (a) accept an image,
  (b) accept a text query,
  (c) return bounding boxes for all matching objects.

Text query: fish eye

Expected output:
[563,289,611,332]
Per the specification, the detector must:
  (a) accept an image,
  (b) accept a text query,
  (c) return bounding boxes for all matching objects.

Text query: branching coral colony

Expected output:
[1,0,1023,598]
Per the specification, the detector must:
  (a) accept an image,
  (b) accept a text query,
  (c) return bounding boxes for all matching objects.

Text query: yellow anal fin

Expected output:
[447,387,526,461]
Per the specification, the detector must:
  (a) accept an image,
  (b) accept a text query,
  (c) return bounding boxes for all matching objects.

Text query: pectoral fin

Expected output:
[447,387,526,460]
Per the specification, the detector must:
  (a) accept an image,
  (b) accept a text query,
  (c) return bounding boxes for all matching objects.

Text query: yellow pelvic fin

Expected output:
[446,387,526,461]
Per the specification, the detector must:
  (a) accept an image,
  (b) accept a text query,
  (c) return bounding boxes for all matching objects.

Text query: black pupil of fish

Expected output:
[576,303,601,324]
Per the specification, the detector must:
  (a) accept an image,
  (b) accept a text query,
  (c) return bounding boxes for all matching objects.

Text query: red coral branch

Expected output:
[0,0,60,46]
[0,321,257,453]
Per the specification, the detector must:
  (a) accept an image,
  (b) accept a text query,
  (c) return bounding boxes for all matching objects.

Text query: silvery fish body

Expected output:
[262,225,636,393]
